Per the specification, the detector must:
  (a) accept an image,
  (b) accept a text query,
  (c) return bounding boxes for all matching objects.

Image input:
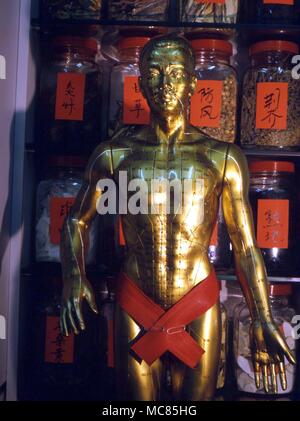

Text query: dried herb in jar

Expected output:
[180,0,239,23]
[241,41,300,149]
[107,0,169,21]
[241,0,300,24]
[42,0,102,20]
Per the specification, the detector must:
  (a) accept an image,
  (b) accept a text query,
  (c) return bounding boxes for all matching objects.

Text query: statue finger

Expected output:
[262,364,269,393]
[67,303,79,335]
[254,361,261,389]
[73,299,85,331]
[279,362,287,391]
[274,329,296,365]
[85,289,98,314]
[61,307,69,336]
[270,363,278,394]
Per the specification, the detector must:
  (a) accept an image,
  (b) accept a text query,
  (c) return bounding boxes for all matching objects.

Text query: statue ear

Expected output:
[189,75,197,97]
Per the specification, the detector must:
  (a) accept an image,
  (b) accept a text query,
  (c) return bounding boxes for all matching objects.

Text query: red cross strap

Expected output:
[116,270,220,369]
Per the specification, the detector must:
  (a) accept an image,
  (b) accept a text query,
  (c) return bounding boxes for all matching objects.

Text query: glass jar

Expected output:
[241,40,300,150]
[180,0,239,23]
[217,303,228,390]
[39,36,101,156]
[41,0,102,20]
[30,270,103,400]
[35,156,97,265]
[209,200,232,269]
[107,0,169,21]
[108,36,150,137]
[234,283,296,396]
[249,161,297,276]
[241,0,300,24]
[190,39,237,143]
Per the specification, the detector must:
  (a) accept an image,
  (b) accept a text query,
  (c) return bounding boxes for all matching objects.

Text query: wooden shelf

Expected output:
[217,273,300,283]
[243,149,300,158]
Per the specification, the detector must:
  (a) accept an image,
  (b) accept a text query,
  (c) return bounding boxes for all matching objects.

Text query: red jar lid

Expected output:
[190,39,233,56]
[118,37,151,50]
[270,283,292,296]
[47,156,88,168]
[52,36,98,53]
[250,40,299,56]
[249,161,295,173]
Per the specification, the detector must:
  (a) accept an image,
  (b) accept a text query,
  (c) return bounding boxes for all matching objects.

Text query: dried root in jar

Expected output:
[192,74,237,143]
[42,0,102,20]
[181,0,239,23]
[108,0,169,21]
[241,65,300,149]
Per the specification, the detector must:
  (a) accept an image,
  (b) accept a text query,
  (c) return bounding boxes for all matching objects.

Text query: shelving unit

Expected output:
[2,0,300,402]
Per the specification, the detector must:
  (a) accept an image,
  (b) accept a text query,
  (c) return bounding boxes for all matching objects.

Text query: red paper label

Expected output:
[195,0,225,3]
[45,316,74,364]
[257,199,289,249]
[256,82,288,130]
[210,222,218,247]
[55,73,86,121]
[49,197,75,245]
[263,0,294,5]
[190,80,223,128]
[123,76,150,125]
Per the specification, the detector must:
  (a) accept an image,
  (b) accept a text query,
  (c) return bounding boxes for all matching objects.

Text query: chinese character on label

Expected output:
[49,197,75,245]
[123,76,150,125]
[190,80,223,128]
[195,0,225,4]
[45,316,74,363]
[257,199,289,249]
[256,82,288,130]
[263,0,294,5]
[55,73,86,121]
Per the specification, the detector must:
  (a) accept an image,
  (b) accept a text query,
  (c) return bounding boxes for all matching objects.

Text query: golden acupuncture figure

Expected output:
[60,35,295,400]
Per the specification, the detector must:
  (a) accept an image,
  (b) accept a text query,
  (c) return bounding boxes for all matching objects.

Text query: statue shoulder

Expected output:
[225,143,248,169]
[224,143,249,182]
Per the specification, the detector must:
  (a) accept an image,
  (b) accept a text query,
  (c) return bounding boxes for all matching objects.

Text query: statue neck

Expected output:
[153,113,187,146]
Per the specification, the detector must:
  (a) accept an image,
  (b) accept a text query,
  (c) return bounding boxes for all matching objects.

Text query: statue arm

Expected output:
[222,144,295,393]
[60,144,113,336]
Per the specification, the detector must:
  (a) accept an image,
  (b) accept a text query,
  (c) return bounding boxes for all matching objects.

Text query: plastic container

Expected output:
[35,156,97,265]
[29,270,103,400]
[108,36,151,137]
[241,40,300,149]
[190,39,237,143]
[39,36,101,156]
[41,0,102,20]
[249,161,297,276]
[107,0,169,21]
[241,0,300,24]
[180,0,239,23]
[234,283,296,396]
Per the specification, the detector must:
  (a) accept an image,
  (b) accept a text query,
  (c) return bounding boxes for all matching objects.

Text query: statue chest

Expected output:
[114,148,221,200]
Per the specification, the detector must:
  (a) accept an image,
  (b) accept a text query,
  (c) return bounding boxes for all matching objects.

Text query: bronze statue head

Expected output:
[139,34,197,118]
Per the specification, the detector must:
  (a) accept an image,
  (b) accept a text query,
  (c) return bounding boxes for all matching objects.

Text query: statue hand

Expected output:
[60,275,98,336]
[250,319,296,393]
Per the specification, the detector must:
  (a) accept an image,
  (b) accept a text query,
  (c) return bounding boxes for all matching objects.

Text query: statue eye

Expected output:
[170,69,184,79]
[149,69,160,78]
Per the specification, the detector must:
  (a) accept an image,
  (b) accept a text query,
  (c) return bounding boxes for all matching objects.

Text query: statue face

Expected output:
[140,42,196,117]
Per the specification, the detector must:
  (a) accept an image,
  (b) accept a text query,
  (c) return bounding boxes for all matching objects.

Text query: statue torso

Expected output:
[109,127,228,307]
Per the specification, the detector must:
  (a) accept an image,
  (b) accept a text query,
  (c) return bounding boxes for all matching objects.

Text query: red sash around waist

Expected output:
[115,270,220,369]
